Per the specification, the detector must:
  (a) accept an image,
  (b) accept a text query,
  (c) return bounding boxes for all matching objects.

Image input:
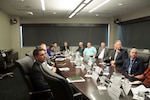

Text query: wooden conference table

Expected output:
[55,59,132,100]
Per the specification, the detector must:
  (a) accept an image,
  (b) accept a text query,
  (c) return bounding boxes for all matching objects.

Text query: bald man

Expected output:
[83,42,97,58]
[121,48,144,76]
[76,42,85,56]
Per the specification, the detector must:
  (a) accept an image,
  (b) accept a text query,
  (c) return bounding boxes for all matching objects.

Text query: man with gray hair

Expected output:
[110,40,128,68]
[76,42,85,56]
[121,48,144,76]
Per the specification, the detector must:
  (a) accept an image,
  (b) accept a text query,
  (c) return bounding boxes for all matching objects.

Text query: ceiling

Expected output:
[0,0,150,18]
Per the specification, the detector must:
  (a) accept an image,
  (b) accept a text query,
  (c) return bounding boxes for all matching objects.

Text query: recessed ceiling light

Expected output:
[27,11,33,15]
[96,14,99,16]
[53,12,56,15]
[21,0,24,1]
[118,3,122,6]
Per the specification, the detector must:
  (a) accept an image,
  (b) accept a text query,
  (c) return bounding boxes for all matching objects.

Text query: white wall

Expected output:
[20,17,110,24]
[0,10,11,50]
[120,6,150,21]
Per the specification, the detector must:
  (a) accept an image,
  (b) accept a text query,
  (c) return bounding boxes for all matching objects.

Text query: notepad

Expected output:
[66,76,85,83]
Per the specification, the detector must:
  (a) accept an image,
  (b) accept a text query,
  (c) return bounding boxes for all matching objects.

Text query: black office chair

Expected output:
[15,56,53,100]
[137,53,150,71]
[0,52,14,79]
[40,64,82,100]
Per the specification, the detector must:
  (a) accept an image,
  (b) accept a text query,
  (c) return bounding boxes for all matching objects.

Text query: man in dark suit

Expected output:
[121,48,144,76]
[30,48,54,100]
[110,40,128,68]
[96,42,109,60]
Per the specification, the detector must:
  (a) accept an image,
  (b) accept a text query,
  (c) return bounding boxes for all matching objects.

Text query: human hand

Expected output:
[110,60,116,67]
[52,67,57,73]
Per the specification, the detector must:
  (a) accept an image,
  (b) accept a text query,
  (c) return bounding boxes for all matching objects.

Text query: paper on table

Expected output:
[131,85,147,95]
[59,67,70,71]
[131,85,150,99]
[66,76,85,83]
[129,80,142,85]
[84,74,92,77]
[76,66,82,68]
[97,85,107,90]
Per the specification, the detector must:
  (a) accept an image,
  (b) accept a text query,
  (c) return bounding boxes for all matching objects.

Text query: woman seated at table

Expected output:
[135,67,150,88]
[60,41,70,51]
[47,45,56,56]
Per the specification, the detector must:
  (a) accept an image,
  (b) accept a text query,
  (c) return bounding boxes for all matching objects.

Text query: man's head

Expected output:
[87,42,91,48]
[101,42,106,49]
[130,48,137,59]
[114,40,122,50]
[39,43,47,53]
[53,42,57,48]
[33,48,46,63]
[50,45,55,51]
[79,42,83,48]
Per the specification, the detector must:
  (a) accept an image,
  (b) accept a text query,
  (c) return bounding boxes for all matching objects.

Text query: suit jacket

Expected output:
[121,58,144,76]
[110,49,128,68]
[60,46,70,51]
[96,47,109,59]
[76,47,85,56]
[30,61,49,91]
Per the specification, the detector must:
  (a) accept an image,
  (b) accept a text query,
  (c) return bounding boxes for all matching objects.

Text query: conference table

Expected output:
[55,58,133,100]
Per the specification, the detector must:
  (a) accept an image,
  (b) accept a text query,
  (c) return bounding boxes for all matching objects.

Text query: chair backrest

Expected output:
[0,53,4,67]
[15,56,34,92]
[40,64,74,100]
[137,53,150,70]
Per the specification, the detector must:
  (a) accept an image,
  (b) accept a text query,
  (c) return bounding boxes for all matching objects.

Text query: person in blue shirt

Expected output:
[83,42,97,58]
[47,45,56,57]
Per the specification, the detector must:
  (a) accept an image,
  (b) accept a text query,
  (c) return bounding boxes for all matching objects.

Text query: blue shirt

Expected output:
[47,49,55,56]
[83,47,96,56]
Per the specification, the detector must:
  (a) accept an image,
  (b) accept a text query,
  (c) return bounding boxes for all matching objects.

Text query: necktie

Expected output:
[98,49,104,59]
[128,59,134,74]
[114,50,119,61]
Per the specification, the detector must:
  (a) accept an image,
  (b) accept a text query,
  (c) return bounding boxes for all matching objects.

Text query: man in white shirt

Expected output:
[96,42,109,60]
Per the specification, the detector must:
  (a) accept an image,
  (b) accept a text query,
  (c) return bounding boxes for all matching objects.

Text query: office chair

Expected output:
[137,53,150,71]
[40,64,82,100]
[15,56,53,100]
[0,52,14,79]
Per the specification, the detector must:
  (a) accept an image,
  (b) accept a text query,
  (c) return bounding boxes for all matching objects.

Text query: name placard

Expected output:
[107,85,122,97]
[92,72,99,82]
[122,79,131,95]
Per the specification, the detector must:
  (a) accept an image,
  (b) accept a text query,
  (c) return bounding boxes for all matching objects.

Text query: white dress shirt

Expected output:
[98,48,105,59]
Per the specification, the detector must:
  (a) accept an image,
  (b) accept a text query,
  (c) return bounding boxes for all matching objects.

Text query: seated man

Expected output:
[83,42,97,58]
[30,48,54,100]
[39,43,54,65]
[121,48,145,76]
[39,43,62,76]
[96,42,109,60]
[135,67,150,88]
[76,42,85,56]
[110,40,128,68]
